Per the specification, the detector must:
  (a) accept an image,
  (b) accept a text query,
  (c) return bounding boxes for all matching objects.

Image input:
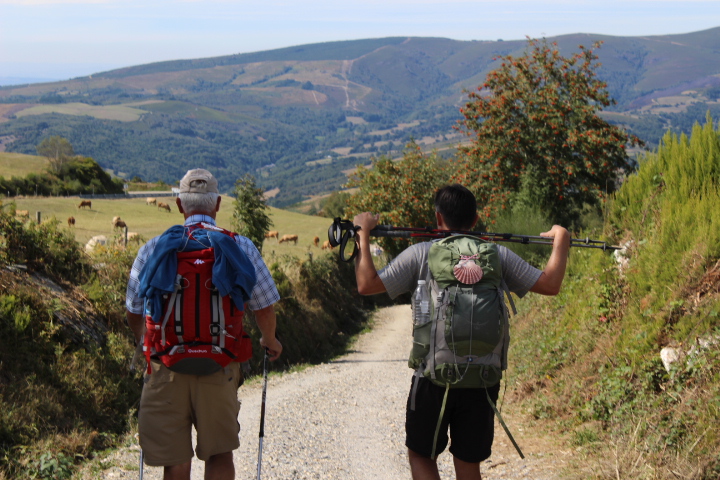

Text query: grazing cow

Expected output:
[67,216,75,227]
[278,234,298,245]
[157,202,172,213]
[15,210,29,218]
[321,240,333,250]
[127,232,141,243]
[85,235,107,252]
[78,200,92,209]
[313,236,320,247]
[146,197,157,206]
[264,230,279,241]
[112,217,127,229]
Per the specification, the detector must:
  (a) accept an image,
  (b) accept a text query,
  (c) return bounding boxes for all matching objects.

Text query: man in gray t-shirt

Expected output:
[353,184,570,480]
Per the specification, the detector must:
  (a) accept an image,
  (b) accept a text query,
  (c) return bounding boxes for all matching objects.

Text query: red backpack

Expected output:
[143,227,253,375]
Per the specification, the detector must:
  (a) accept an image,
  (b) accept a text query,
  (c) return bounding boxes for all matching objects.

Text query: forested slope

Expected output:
[3,30,720,205]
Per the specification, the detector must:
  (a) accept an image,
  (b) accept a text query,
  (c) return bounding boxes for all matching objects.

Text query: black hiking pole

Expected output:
[257,348,269,480]
[129,340,145,480]
[139,447,144,480]
[328,218,621,262]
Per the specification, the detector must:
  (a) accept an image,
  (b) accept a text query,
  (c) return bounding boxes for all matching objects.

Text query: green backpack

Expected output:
[408,235,525,458]
[409,235,516,389]
[408,235,524,459]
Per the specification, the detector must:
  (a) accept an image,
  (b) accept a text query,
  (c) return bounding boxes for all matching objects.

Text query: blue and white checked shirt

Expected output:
[125,214,280,314]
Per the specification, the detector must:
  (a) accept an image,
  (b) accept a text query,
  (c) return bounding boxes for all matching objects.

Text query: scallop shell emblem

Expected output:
[453,254,483,284]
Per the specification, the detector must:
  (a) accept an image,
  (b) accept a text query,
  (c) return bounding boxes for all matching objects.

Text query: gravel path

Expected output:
[88,305,572,479]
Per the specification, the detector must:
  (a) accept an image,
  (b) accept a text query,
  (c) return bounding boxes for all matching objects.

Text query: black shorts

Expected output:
[405,376,500,463]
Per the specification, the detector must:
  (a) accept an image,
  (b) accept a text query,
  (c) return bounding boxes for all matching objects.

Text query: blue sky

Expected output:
[2,0,720,81]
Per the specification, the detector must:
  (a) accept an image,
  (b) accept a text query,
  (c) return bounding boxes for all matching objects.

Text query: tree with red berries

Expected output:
[345,140,447,257]
[454,38,642,226]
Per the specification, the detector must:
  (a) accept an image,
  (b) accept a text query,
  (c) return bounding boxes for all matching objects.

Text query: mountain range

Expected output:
[2,28,720,206]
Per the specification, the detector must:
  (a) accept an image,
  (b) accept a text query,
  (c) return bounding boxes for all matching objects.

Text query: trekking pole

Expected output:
[129,339,145,480]
[139,447,144,480]
[328,218,621,262]
[257,348,269,480]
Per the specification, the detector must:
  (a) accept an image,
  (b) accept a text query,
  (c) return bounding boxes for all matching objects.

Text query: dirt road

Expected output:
[89,305,571,479]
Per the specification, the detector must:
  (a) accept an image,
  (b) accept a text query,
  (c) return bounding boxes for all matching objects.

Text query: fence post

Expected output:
[36,211,41,223]
[124,226,129,247]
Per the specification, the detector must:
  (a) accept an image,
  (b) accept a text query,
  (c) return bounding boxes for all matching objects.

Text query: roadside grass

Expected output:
[506,118,720,479]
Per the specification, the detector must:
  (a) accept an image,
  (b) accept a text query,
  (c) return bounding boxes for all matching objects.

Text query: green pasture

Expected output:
[9,195,334,258]
[14,102,147,122]
[141,101,232,123]
[0,152,48,178]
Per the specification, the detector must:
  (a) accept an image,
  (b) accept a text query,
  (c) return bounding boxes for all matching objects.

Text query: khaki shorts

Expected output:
[139,360,243,466]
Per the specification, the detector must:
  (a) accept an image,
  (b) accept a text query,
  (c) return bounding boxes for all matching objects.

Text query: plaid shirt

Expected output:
[125,214,280,314]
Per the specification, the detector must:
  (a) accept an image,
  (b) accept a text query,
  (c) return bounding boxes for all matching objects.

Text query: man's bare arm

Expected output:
[254,304,283,361]
[529,225,571,296]
[352,212,387,295]
[127,311,145,344]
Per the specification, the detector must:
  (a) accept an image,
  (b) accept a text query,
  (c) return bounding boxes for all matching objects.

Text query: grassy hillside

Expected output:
[506,118,720,478]
[0,152,48,178]
[10,195,333,254]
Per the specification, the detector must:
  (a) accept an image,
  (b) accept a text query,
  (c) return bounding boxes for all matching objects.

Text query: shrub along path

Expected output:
[79,305,571,479]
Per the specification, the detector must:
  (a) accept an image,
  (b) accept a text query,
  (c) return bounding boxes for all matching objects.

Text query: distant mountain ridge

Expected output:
[2,28,720,205]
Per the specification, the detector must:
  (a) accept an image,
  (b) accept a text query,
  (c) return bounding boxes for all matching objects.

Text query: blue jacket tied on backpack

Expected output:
[138,225,257,323]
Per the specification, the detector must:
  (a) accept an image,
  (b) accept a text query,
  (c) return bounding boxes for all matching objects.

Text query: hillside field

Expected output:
[8,195,334,258]
[0,152,48,178]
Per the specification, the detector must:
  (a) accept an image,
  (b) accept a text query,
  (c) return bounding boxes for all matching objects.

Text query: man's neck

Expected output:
[183,211,216,220]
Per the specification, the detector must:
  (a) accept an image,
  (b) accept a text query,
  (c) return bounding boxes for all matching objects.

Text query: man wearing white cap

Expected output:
[126,168,282,480]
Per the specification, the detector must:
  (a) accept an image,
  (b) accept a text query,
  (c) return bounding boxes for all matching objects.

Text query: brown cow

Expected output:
[146,197,157,206]
[264,230,279,241]
[313,236,320,247]
[112,217,127,229]
[77,200,92,209]
[158,202,172,213]
[321,240,333,250]
[67,216,75,227]
[278,234,298,245]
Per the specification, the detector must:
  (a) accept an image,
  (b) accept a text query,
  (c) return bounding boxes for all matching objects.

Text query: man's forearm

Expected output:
[253,304,277,340]
[530,225,570,295]
[253,304,282,360]
[354,230,382,294]
[127,311,145,344]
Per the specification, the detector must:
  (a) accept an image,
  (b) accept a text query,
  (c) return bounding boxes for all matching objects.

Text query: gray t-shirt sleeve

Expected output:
[378,241,541,300]
[498,245,542,298]
[378,242,432,300]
